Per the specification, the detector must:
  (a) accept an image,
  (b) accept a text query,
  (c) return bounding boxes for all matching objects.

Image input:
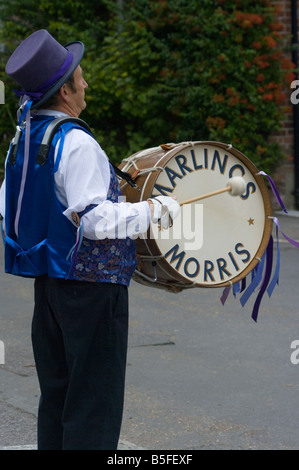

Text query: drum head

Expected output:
[129,141,272,288]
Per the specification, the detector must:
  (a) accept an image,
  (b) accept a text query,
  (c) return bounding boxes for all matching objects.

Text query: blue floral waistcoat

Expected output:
[4,114,137,286]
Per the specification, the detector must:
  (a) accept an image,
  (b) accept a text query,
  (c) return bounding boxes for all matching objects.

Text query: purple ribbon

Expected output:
[251,235,273,322]
[220,285,231,305]
[220,277,247,305]
[240,254,266,307]
[258,171,288,214]
[267,224,280,298]
[220,171,299,321]
[14,89,44,100]
[272,216,299,248]
[13,51,73,101]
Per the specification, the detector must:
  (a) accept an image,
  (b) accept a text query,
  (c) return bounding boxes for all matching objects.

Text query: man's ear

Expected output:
[58,83,70,103]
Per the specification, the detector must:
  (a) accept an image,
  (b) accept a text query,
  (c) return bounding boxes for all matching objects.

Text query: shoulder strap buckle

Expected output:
[8,126,22,165]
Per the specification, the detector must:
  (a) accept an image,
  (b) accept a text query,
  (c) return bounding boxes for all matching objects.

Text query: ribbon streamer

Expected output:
[65,204,99,279]
[67,219,84,279]
[220,277,247,305]
[220,286,231,305]
[14,99,33,237]
[251,236,273,322]
[272,216,299,249]
[220,171,298,321]
[267,223,280,298]
[258,171,288,213]
[239,254,266,307]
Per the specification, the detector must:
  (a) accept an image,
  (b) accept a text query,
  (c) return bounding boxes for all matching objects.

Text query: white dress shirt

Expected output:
[0,110,151,240]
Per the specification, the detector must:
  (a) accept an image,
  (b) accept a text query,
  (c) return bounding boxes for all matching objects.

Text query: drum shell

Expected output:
[120,145,193,291]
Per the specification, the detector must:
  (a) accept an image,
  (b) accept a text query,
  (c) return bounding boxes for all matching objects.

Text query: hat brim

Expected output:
[32,41,84,110]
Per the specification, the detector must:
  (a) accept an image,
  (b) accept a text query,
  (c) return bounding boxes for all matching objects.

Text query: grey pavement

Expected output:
[0,210,298,450]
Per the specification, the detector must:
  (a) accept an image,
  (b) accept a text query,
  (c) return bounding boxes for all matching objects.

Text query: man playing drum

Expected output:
[0,29,180,450]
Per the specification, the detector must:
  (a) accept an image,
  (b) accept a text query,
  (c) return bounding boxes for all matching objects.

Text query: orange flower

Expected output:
[270,22,284,32]
[285,71,296,84]
[256,73,265,82]
[235,12,264,28]
[254,55,270,69]
[226,88,235,96]
[228,95,240,106]
[274,90,287,105]
[262,93,274,101]
[262,35,277,49]
[212,94,225,103]
[206,116,226,130]
[265,82,278,90]
[252,41,262,50]
[257,145,266,154]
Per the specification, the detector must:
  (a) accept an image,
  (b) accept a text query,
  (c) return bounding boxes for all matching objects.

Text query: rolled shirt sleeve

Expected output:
[54,128,151,240]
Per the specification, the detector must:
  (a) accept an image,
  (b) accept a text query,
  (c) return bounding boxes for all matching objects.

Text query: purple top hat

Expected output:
[5,29,84,109]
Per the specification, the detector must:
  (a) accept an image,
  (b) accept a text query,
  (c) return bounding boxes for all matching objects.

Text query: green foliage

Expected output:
[0,0,295,175]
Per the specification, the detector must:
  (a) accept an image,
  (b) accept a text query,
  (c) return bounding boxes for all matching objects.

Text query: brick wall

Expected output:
[270,0,297,209]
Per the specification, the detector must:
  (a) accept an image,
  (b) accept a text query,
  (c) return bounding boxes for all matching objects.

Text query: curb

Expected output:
[0,440,145,451]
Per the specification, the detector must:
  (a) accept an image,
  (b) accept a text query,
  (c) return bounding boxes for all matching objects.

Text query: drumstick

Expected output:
[180,176,246,206]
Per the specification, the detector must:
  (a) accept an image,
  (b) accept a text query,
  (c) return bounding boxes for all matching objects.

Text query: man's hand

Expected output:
[147,196,181,229]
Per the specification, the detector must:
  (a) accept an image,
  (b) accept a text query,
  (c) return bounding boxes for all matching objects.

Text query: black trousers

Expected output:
[32,276,129,450]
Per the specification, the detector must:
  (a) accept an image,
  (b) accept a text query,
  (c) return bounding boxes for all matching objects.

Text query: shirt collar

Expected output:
[35,109,70,118]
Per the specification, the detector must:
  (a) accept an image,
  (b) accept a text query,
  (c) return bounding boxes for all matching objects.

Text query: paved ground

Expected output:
[0,210,298,450]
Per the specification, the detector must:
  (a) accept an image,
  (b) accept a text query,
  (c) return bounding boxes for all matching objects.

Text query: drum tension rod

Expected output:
[135,262,158,284]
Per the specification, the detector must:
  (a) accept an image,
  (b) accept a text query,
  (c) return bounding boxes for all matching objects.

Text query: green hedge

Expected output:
[0,0,295,175]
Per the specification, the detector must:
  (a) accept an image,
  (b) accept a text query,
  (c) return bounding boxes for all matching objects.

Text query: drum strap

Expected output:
[8,116,138,189]
[35,117,138,188]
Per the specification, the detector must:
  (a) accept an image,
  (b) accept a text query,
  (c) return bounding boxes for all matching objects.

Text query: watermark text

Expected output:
[0,340,4,365]
[94,198,203,251]
[290,340,299,365]
[0,81,4,105]
[291,80,299,105]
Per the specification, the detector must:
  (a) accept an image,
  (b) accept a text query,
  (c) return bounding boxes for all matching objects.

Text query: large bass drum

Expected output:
[119,141,273,293]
